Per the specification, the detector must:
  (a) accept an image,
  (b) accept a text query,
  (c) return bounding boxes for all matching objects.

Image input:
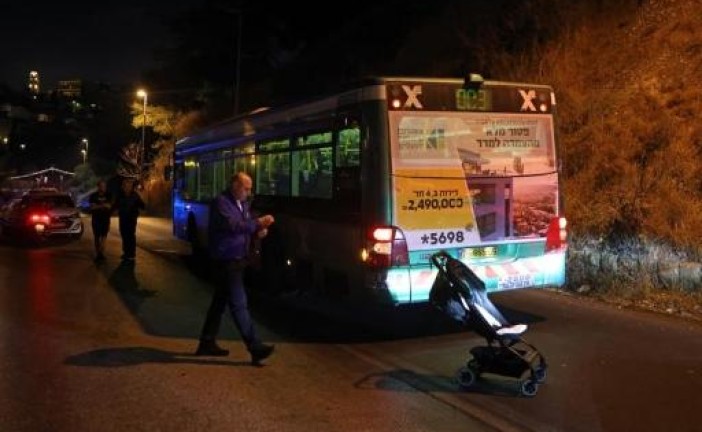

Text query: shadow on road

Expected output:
[107,260,158,312]
[355,369,526,398]
[115,247,548,346]
[247,289,548,345]
[64,347,252,368]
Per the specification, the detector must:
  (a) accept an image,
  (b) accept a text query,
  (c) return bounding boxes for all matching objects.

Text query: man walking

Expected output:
[113,178,145,261]
[196,172,276,365]
[88,179,113,262]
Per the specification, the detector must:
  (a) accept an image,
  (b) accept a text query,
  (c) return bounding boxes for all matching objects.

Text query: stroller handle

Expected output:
[430,250,452,269]
[430,250,486,289]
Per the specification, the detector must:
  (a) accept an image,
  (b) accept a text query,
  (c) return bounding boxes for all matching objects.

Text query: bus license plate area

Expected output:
[461,246,497,260]
[498,274,533,290]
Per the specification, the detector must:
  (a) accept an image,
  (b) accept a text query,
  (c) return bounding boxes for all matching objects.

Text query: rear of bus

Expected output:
[368,77,566,304]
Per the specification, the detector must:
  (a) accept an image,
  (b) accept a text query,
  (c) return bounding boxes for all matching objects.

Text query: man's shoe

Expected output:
[250,344,274,365]
[195,341,229,356]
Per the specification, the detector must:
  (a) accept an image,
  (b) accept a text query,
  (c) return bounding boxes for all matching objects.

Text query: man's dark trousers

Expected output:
[200,260,260,350]
[119,217,137,258]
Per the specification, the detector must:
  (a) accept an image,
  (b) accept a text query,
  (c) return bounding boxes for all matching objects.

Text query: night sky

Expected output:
[0,1,197,91]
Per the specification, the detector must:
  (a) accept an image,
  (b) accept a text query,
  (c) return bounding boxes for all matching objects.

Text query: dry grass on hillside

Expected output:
[547,0,702,247]
[547,0,702,314]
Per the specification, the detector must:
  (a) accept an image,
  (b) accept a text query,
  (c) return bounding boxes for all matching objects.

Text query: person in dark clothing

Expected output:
[88,179,113,262]
[195,172,276,366]
[113,178,145,261]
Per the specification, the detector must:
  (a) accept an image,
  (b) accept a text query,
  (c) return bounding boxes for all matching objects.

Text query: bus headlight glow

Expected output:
[392,99,401,109]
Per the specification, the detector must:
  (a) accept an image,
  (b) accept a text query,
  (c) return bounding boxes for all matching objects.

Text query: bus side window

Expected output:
[183,158,199,201]
[198,160,217,201]
[292,147,332,199]
[174,163,184,191]
[337,125,360,167]
[257,152,290,196]
[334,122,361,206]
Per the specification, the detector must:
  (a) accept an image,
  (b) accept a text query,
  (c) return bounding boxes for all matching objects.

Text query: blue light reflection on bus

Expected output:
[386,251,566,304]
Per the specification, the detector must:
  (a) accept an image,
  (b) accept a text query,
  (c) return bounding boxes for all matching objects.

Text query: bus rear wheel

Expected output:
[187,215,203,255]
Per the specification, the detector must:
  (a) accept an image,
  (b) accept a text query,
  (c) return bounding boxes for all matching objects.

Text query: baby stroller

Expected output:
[429,250,547,397]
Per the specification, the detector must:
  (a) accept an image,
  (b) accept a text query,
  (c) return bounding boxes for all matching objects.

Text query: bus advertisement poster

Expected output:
[393,167,481,250]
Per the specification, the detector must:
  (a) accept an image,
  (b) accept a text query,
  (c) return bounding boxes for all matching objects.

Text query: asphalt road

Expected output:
[1,216,701,432]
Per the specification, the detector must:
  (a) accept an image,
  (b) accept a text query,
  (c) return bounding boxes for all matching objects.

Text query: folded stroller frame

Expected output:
[429,251,547,397]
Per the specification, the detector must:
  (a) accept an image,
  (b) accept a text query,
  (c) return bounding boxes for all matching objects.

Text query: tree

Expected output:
[70,163,98,195]
[130,103,203,215]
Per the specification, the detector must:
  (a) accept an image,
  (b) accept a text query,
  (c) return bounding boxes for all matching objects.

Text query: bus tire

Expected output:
[187,215,204,257]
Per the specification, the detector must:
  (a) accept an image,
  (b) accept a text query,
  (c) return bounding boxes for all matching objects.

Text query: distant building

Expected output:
[9,166,75,191]
[28,71,40,98]
[57,80,82,98]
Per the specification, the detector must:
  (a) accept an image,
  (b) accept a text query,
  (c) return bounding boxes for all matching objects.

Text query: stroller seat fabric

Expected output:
[496,323,528,336]
[473,303,528,336]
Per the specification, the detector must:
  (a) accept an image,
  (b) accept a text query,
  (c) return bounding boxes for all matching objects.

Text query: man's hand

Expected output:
[258,215,275,228]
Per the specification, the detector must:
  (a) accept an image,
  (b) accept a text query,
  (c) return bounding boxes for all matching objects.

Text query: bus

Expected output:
[172,75,567,306]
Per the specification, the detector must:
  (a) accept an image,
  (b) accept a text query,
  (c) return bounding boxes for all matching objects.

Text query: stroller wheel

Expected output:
[534,365,547,383]
[456,366,476,388]
[520,380,538,397]
[467,358,481,371]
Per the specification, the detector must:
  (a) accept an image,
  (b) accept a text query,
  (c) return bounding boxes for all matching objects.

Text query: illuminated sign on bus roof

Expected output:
[385,82,554,114]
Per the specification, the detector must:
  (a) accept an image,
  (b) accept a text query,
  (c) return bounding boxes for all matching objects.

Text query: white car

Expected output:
[0,190,84,243]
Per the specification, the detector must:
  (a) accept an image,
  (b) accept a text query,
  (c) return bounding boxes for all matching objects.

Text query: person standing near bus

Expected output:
[88,179,113,262]
[113,178,145,261]
[195,171,276,365]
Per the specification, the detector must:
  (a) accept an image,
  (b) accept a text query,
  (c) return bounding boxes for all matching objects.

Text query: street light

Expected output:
[234,9,242,115]
[136,89,148,172]
[80,149,87,164]
[81,137,89,161]
[219,7,243,115]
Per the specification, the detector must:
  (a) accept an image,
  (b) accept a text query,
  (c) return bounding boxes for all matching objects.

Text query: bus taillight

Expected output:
[364,225,409,268]
[372,227,394,242]
[545,216,567,252]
